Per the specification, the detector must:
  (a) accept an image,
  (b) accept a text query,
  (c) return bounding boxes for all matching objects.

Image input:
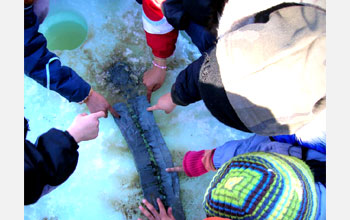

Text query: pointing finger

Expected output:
[166,166,184,173]
[91,111,106,119]
[147,104,159,112]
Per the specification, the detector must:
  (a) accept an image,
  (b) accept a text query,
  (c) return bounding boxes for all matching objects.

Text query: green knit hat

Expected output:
[203,152,318,220]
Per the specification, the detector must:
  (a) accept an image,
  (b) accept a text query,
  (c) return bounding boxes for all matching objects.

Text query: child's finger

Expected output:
[142,199,159,218]
[167,207,175,219]
[139,205,154,220]
[91,111,106,119]
[147,104,159,112]
[156,198,166,215]
[166,166,184,173]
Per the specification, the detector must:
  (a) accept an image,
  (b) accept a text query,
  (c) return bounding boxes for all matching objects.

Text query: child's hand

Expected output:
[67,111,105,143]
[147,93,176,114]
[85,90,120,118]
[143,65,167,103]
[138,198,175,220]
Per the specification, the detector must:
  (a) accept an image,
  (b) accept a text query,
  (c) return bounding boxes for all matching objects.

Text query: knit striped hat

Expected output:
[203,152,317,219]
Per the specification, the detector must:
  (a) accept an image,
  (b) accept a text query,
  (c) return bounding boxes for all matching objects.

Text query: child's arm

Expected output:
[170,54,205,106]
[24,128,79,205]
[24,6,119,118]
[166,134,303,177]
[142,0,179,101]
[24,5,90,103]
[24,112,105,205]
[142,0,178,59]
[146,54,205,114]
[165,149,216,177]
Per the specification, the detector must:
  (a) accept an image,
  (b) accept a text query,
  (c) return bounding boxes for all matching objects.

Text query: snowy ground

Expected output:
[24,0,251,219]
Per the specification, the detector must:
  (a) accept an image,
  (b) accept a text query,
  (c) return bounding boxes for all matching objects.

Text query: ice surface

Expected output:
[24,0,252,219]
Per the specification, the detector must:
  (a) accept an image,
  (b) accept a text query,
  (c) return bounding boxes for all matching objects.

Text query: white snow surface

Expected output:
[24,0,252,219]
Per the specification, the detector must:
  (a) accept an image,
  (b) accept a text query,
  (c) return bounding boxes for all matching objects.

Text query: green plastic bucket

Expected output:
[41,10,88,50]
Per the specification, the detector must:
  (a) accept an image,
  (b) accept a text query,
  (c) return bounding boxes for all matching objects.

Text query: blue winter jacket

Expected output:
[24,5,90,103]
[271,134,326,154]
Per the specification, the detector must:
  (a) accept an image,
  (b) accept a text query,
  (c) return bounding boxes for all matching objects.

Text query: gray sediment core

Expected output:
[110,62,185,219]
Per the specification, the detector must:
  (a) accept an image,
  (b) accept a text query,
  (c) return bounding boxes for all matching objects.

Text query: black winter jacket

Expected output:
[171,48,250,133]
[162,0,215,30]
[24,118,79,205]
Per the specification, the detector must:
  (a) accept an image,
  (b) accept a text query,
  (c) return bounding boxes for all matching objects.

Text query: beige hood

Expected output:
[217,0,326,37]
[215,1,326,135]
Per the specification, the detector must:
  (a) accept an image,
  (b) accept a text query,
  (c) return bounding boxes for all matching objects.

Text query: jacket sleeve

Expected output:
[24,5,91,103]
[170,54,204,105]
[24,128,79,205]
[271,133,326,154]
[162,0,190,30]
[142,0,179,58]
[212,134,303,169]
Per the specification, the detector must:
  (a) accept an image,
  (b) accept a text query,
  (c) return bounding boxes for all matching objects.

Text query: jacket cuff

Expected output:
[145,30,178,59]
[60,71,91,103]
[171,84,190,106]
[183,150,208,177]
[64,131,78,146]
